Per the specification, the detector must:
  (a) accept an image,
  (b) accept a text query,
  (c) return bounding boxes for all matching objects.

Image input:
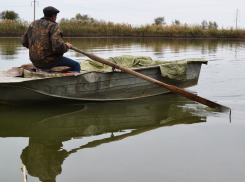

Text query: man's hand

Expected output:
[65,42,72,49]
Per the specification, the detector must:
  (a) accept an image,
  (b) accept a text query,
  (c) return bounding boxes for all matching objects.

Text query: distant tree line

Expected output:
[0,9,220,31]
[153,16,218,29]
[201,20,218,29]
[61,13,98,22]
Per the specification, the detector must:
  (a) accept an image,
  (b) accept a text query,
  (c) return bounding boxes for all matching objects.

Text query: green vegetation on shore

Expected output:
[1,19,245,38]
[0,10,20,21]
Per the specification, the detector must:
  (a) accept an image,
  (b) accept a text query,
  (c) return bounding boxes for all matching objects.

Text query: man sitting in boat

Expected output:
[21,6,81,73]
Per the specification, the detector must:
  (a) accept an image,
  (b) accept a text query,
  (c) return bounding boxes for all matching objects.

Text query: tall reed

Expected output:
[0,20,29,34]
[0,19,245,38]
[59,20,245,37]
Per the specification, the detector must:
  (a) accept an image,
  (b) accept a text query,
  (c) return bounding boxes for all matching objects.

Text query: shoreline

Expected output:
[0,34,245,39]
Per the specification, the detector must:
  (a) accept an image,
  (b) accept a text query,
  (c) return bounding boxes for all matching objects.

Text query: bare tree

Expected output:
[201,20,218,29]
[208,21,218,29]
[213,21,218,29]
[154,17,166,25]
[172,19,180,25]
[201,20,208,29]
[208,21,214,29]
[75,13,96,22]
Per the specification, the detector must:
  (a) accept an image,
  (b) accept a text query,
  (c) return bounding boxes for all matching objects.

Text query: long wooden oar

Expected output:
[71,47,230,112]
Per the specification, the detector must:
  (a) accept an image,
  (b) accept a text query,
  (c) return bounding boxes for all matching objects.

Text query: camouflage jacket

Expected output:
[21,17,69,68]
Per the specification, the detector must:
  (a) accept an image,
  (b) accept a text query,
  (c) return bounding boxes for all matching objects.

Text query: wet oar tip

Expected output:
[218,105,231,113]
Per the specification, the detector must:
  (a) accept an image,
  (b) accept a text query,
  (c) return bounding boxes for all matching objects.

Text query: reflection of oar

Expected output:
[20,166,27,182]
[68,116,204,154]
[71,47,230,112]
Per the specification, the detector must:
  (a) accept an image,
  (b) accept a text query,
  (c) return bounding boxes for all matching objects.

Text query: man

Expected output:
[21,6,81,72]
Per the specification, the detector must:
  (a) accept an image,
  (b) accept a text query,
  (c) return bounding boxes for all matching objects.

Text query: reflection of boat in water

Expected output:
[0,94,205,138]
[0,94,206,182]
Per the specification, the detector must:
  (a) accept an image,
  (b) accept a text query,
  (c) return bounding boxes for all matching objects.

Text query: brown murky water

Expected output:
[0,38,244,182]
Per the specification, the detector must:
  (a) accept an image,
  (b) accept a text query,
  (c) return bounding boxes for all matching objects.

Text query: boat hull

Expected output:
[0,62,202,104]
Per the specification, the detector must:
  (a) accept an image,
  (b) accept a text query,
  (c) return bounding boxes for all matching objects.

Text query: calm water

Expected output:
[0,38,245,182]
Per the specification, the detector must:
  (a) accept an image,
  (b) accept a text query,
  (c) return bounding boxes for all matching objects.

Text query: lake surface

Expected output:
[0,38,244,182]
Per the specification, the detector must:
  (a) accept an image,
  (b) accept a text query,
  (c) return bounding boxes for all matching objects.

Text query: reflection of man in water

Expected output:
[21,138,69,182]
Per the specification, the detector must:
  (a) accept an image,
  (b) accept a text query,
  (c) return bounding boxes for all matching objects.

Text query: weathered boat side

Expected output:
[0,62,203,103]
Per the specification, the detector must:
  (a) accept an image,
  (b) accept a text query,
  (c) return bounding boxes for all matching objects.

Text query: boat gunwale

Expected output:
[0,66,162,83]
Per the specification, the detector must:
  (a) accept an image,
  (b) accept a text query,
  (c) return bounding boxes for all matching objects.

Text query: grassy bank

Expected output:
[1,19,245,38]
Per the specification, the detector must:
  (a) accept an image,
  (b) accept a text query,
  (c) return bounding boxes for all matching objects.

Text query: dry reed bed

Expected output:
[0,20,29,34]
[1,19,245,37]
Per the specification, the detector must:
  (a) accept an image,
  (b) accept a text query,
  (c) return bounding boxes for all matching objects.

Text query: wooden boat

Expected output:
[0,61,204,104]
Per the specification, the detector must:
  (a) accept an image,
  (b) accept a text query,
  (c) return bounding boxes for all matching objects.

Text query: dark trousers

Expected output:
[53,56,81,73]
[37,56,81,73]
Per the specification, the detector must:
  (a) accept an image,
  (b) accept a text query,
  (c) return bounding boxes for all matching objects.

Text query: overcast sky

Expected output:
[1,0,244,28]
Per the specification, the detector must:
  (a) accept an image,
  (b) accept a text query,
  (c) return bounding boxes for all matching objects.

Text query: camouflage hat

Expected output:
[43,6,60,16]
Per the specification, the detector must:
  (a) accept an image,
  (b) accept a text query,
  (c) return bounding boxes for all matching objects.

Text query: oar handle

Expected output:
[71,47,230,112]
[71,47,117,68]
